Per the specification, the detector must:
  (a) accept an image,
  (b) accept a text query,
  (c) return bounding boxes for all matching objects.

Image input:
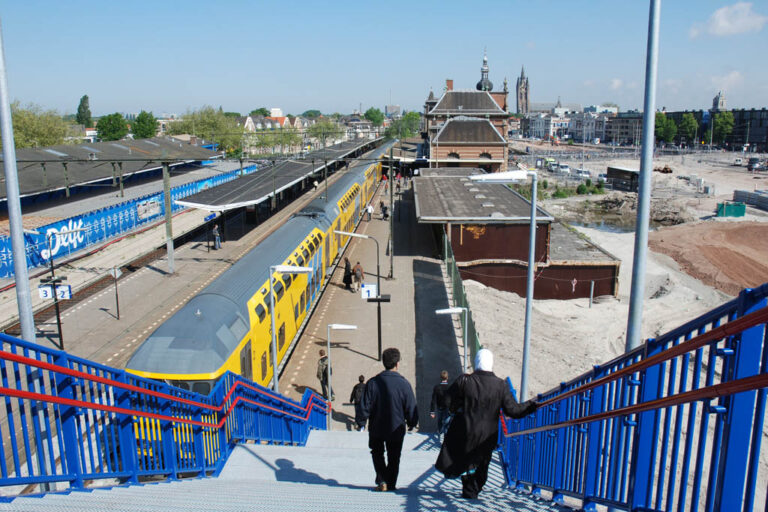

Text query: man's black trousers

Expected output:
[368,425,406,489]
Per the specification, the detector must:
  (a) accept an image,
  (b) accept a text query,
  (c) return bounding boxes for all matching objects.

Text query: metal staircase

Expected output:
[0,431,561,511]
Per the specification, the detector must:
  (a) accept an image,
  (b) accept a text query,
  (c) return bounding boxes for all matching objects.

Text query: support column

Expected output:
[162,162,174,274]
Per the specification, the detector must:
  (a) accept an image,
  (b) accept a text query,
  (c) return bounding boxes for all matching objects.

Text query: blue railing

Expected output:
[0,333,327,491]
[498,283,768,511]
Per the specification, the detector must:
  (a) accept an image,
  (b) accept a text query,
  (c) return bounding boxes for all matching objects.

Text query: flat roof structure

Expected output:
[413,168,553,224]
[176,139,378,212]
[1,137,220,200]
[548,222,620,264]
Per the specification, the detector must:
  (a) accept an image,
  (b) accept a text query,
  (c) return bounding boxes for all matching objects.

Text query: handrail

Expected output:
[0,348,328,416]
[536,306,768,408]
[503,373,768,438]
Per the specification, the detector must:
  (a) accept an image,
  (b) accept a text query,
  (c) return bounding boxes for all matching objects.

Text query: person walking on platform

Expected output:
[343,257,353,291]
[436,349,537,499]
[352,261,364,292]
[366,204,374,221]
[430,370,451,436]
[316,349,334,401]
[350,375,367,431]
[361,348,418,492]
[212,224,221,250]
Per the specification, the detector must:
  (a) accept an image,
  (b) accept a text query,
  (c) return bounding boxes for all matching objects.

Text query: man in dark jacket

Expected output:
[361,348,418,492]
[430,370,451,435]
[350,375,367,431]
[436,349,537,499]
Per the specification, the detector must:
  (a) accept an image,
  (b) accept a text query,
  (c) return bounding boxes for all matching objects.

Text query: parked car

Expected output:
[747,157,762,171]
[559,164,571,174]
[733,157,743,166]
[597,173,608,183]
[575,169,591,179]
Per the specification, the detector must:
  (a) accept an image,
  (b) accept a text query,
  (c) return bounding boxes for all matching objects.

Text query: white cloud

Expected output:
[690,2,768,38]
[710,70,744,91]
[610,78,623,90]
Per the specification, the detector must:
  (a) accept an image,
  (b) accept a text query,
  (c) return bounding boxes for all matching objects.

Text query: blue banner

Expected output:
[0,164,258,278]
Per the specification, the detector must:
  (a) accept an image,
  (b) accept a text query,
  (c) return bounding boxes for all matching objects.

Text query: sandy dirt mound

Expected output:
[648,221,768,296]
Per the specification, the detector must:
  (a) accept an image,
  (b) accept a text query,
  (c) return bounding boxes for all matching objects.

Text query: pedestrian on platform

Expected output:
[366,204,374,221]
[343,257,353,291]
[316,349,334,401]
[352,261,364,292]
[396,181,401,194]
[436,349,537,499]
[361,348,418,492]
[380,201,389,220]
[212,224,221,250]
[350,375,367,431]
[430,370,451,436]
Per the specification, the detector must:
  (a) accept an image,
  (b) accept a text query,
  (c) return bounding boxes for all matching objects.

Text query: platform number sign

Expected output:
[38,284,72,300]
[361,283,377,299]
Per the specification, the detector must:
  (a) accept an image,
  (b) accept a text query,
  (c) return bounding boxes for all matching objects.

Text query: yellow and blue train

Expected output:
[126,144,392,392]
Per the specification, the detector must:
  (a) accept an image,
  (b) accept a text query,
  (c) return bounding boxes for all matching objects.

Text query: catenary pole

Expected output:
[625,0,661,352]
[520,172,537,401]
[162,162,175,274]
[0,20,35,343]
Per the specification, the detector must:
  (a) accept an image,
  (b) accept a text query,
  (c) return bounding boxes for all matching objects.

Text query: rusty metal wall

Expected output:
[449,223,549,263]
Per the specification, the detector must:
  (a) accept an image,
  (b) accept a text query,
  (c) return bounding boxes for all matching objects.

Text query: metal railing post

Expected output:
[115,372,139,483]
[52,352,84,489]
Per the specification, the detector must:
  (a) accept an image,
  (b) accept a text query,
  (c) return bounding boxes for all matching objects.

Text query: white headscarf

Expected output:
[474,348,493,372]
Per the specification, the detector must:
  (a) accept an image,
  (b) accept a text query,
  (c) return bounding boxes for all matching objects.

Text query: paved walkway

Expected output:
[281,183,467,433]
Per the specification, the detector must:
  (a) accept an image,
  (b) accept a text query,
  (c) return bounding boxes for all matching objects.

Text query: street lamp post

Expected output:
[269,264,313,392]
[471,170,537,401]
[436,307,469,373]
[326,323,357,429]
[334,230,384,360]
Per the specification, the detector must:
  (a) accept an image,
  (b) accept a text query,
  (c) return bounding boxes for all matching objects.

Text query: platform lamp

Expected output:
[435,307,469,374]
[334,230,385,360]
[269,264,313,393]
[326,323,357,429]
[470,170,537,401]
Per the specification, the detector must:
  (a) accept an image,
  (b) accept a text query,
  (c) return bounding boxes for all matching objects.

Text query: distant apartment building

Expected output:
[584,105,619,115]
[527,113,569,140]
[269,107,284,118]
[385,105,401,118]
[568,112,608,142]
[604,110,643,145]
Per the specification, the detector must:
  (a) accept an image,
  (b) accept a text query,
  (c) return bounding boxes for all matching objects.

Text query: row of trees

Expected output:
[654,111,734,145]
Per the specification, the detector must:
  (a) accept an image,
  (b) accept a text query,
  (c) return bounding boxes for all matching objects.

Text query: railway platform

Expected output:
[281,182,467,433]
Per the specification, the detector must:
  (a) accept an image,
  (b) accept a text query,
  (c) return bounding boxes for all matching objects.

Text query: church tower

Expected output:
[516,66,529,114]
[476,51,493,92]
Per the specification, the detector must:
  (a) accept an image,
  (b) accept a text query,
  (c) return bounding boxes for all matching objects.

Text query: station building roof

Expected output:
[548,222,620,264]
[413,168,554,224]
[428,91,506,115]
[1,137,220,200]
[176,139,376,212]
[433,118,506,144]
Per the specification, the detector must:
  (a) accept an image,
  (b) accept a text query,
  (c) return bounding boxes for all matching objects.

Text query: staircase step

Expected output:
[304,430,441,452]
[1,478,561,512]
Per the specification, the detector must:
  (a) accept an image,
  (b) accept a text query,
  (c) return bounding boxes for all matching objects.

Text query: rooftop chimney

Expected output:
[446,79,454,91]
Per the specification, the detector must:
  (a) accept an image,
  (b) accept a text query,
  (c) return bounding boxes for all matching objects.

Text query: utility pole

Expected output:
[162,162,175,274]
[388,145,394,279]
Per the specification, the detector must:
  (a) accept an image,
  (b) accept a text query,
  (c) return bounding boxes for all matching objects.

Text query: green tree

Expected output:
[249,108,270,117]
[222,112,241,118]
[712,111,734,144]
[132,110,158,139]
[678,112,698,144]
[96,113,129,141]
[654,112,677,144]
[385,111,421,139]
[302,109,322,118]
[167,105,244,152]
[4,102,71,148]
[75,95,91,127]
[308,119,343,144]
[364,107,384,126]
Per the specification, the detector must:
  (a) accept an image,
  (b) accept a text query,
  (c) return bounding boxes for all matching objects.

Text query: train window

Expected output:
[273,281,284,300]
[283,274,292,289]
[297,255,305,266]
[278,323,286,349]
[300,293,306,311]
[240,341,252,380]
[193,381,211,395]
[302,249,310,260]
[170,380,190,391]
[255,304,266,323]
[261,287,268,296]
[308,240,316,252]
[261,351,268,380]
[294,304,299,320]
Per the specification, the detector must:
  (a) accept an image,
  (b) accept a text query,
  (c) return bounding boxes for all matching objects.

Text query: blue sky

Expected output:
[2,1,766,116]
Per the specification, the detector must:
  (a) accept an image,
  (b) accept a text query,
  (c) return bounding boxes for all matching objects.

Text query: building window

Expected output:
[479,152,492,159]
[447,152,460,159]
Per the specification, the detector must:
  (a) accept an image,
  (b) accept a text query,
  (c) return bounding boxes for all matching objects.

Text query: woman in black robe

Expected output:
[343,257,353,291]
[436,349,537,499]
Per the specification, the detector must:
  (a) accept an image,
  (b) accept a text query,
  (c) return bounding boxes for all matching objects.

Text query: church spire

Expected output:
[476,49,493,92]
[520,65,525,79]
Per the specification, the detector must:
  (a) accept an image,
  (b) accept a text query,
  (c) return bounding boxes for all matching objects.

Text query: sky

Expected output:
[1,1,767,117]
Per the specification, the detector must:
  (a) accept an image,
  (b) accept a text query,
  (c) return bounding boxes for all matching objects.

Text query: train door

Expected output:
[240,340,252,380]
